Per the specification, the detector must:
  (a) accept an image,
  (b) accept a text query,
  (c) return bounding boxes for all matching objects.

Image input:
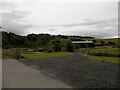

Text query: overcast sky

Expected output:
[0,0,119,38]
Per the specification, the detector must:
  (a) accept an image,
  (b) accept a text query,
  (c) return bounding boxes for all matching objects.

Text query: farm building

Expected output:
[72,41,94,48]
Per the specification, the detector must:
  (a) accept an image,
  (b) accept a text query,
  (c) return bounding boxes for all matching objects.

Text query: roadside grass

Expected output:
[79,47,120,64]
[80,48,120,57]
[95,38,120,45]
[3,55,15,59]
[21,52,73,59]
[91,48,119,52]
[88,55,120,64]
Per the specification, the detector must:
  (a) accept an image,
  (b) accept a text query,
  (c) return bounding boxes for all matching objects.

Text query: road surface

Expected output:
[2,59,72,88]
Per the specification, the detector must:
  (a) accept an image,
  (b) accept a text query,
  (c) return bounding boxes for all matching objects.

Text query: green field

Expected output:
[80,47,120,64]
[88,55,119,64]
[95,38,120,44]
[80,48,120,57]
[21,52,73,59]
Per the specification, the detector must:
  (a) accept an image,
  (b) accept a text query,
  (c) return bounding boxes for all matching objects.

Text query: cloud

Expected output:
[38,18,117,29]
[2,19,33,34]
[2,10,35,35]
[49,28,56,32]
[2,11,30,20]
[38,18,118,38]
[67,24,118,38]
[1,2,118,38]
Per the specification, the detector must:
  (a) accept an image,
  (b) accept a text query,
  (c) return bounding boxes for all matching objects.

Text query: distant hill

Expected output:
[82,38,120,45]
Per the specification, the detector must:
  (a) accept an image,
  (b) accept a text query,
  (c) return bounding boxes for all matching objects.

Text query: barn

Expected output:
[72,41,94,48]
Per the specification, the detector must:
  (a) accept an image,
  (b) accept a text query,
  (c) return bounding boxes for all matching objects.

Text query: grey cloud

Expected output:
[69,26,118,39]
[2,19,33,34]
[49,28,56,32]
[2,11,30,20]
[50,18,118,38]
[2,10,34,35]
[40,18,117,28]
[40,18,118,38]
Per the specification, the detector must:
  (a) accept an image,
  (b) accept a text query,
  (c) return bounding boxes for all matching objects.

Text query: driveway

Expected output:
[2,59,72,88]
[19,52,119,88]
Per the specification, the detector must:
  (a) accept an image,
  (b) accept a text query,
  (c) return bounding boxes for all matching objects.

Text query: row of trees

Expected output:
[52,40,74,52]
[2,32,75,52]
[2,32,52,49]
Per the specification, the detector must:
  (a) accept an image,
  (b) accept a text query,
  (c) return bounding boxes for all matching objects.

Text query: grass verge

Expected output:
[21,52,73,59]
[88,55,120,64]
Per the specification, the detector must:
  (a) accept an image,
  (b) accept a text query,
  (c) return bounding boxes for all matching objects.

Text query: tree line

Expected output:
[2,31,94,49]
[2,32,52,49]
[2,31,76,52]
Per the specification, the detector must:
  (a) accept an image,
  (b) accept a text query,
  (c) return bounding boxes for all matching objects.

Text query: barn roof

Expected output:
[72,41,94,44]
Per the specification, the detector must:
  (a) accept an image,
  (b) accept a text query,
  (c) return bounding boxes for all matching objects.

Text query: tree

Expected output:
[65,40,74,52]
[52,40,61,52]
[107,42,115,45]
[100,40,105,46]
[92,40,96,43]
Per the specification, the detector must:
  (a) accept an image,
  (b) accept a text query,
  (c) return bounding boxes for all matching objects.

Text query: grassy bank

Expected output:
[80,48,119,57]
[88,55,119,64]
[80,47,120,64]
[21,52,73,59]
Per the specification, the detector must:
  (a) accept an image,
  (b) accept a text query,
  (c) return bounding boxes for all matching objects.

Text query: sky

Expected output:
[0,0,119,38]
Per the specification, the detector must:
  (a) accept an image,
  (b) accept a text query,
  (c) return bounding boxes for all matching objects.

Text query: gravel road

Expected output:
[2,59,72,88]
[19,52,119,88]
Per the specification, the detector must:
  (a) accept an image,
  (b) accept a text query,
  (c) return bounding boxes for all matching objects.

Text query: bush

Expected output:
[100,40,105,46]
[106,42,115,45]
[14,48,21,59]
[52,40,61,52]
[65,40,74,52]
[47,50,53,52]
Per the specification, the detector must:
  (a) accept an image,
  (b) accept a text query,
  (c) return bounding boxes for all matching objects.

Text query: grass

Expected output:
[21,52,73,59]
[95,38,120,45]
[91,48,119,51]
[88,55,120,64]
[80,48,120,57]
[80,47,120,64]
[3,48,22,59]
[3,55,15,59]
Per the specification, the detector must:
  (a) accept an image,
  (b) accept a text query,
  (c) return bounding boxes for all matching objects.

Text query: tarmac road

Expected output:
[2,59,72,88]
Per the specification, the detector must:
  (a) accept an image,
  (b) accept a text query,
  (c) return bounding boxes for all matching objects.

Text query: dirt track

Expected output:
[19,52,119,88]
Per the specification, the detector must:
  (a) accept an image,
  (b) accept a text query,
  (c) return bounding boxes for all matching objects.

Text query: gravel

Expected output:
[19,52,119,88]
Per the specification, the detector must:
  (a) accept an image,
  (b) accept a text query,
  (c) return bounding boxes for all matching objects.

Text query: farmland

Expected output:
[88,55,119,64]
[82,38,120,45]
[80,47,120,64]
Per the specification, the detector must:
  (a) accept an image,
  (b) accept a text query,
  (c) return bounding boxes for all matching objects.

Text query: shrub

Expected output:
[106,42,115,45]
[14,48,21,59]
[52,40,61,52]
[100,40,105,46]
[47,50,53,52]
[65,40,74,52]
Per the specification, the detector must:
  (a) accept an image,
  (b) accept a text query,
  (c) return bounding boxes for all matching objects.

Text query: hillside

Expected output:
[82,38,120,45]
